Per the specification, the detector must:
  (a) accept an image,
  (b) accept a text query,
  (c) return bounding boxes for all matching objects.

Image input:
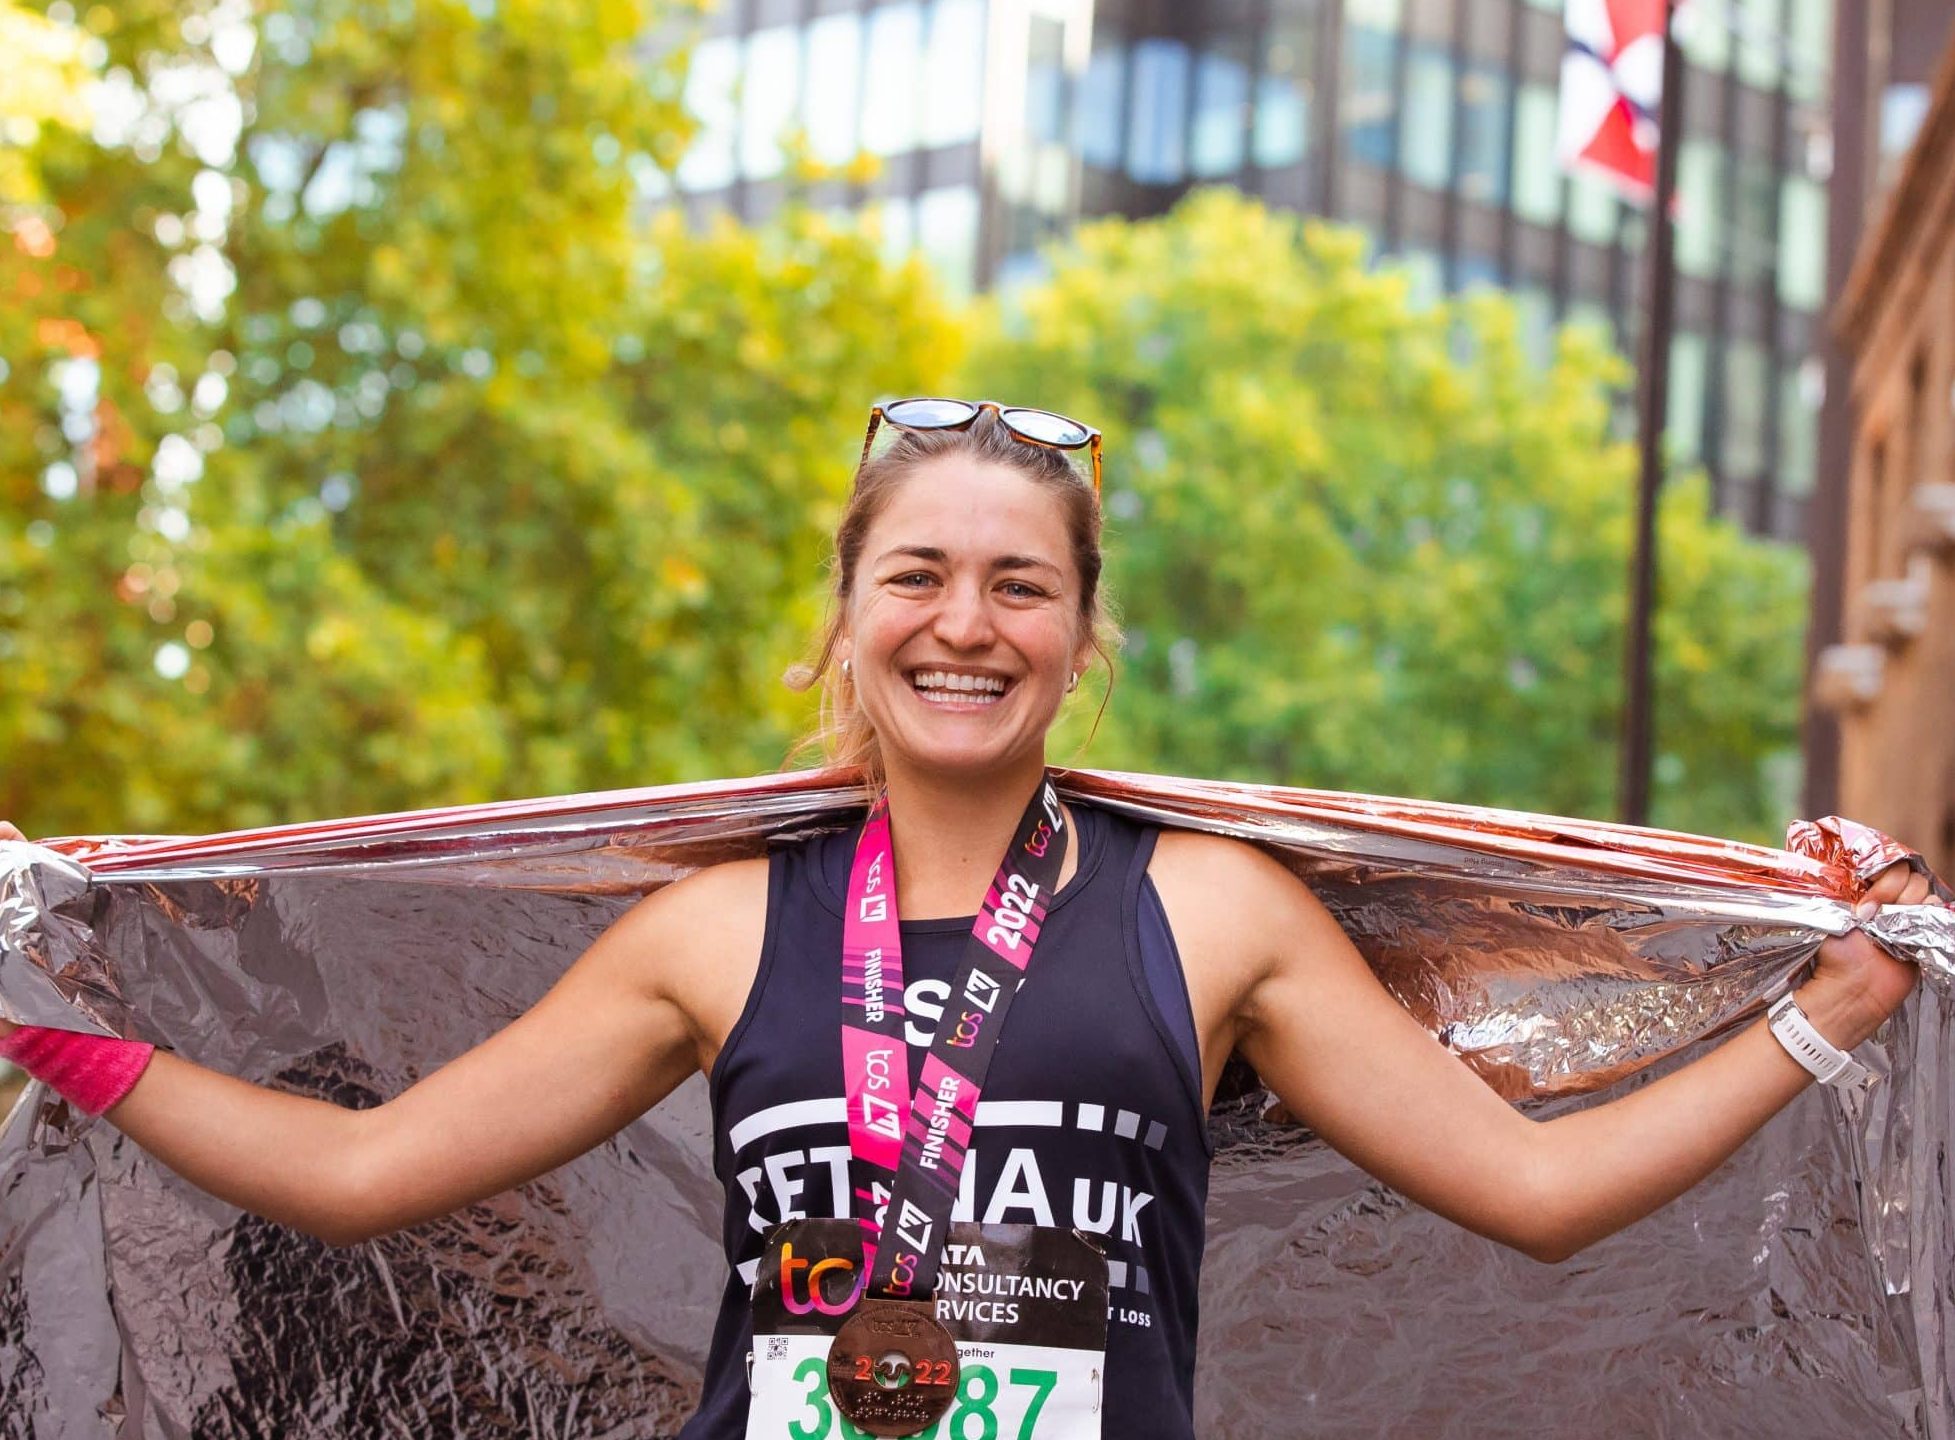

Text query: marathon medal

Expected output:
[824,777,1069,1436]
[825,1298,962,1436]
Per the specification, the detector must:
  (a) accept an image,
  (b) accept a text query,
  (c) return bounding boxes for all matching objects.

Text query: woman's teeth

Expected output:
[911,671,1008,704]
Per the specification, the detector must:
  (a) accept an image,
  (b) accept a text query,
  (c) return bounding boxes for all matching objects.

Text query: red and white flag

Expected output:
[1557,0,1674,202]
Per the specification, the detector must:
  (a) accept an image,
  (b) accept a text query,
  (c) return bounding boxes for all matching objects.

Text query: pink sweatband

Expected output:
[0,1025,155,1116]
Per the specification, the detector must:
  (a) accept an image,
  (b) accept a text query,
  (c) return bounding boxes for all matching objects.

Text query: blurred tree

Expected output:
[0,0,961,835]
[969,190,1806,841]
[0,0,91,202]
[1,13,1801,845]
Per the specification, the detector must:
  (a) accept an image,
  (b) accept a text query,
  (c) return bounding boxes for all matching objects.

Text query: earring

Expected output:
[1066,671,1079,693]
[841,659,852,679]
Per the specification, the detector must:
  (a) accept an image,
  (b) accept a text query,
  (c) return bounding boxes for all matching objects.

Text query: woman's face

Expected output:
[839,455,1091,787]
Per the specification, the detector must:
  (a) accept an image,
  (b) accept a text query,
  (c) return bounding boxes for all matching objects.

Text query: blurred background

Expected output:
[0,0,1949,860]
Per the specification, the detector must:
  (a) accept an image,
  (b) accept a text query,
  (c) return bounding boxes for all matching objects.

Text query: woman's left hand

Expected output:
[1802,857,1950,1049]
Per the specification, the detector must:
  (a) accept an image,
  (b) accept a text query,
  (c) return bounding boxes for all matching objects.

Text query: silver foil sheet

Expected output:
[1,767,1952,1438]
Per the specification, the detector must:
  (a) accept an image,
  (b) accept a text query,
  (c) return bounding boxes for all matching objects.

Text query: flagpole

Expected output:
[1618,1,1685,827]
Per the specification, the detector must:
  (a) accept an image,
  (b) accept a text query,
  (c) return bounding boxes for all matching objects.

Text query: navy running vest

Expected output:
[683,803,1211,1439]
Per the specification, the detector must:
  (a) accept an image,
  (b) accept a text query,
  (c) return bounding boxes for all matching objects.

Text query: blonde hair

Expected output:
[785,413,1119,791]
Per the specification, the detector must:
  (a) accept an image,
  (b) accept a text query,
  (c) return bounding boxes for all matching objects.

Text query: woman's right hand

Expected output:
[0,820,768,1247]
[0,823,17,1040]
[90,855,767,1245]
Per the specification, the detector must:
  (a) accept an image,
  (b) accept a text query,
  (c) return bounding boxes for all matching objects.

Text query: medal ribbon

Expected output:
[838,774,1070,1301]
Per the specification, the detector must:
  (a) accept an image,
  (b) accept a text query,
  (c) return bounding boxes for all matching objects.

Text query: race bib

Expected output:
[747,1219,1107,1440]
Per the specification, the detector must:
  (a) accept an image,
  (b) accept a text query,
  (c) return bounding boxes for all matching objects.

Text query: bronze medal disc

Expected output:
[826,1298,961,1437]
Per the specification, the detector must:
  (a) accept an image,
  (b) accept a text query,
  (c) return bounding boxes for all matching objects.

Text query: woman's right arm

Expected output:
[0,824,766,1247]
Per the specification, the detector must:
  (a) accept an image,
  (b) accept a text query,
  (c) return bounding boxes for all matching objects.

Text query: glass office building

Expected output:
[672,0,1834,540]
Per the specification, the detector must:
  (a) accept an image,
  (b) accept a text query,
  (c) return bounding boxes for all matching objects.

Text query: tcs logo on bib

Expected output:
[778,1241,864,1316]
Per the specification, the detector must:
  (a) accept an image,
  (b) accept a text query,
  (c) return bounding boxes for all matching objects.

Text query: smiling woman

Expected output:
[0,407,1943,1440]
[785,404,1118,798]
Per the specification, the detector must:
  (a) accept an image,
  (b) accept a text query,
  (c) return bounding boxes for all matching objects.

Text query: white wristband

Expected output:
[1766,993,1869,1088]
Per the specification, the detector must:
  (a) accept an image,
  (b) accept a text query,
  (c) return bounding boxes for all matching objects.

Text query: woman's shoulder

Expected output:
[1146,825,1332,941]
[1148,824,1297,887]
[607,856,772,967]
[608,857,774,1050]
[645,854,772,922]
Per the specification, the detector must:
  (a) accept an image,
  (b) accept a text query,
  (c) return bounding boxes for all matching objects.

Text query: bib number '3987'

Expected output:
[747,1220,1107,1440]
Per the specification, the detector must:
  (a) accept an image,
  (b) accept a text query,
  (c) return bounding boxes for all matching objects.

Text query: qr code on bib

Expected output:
[767,1337,789,1360]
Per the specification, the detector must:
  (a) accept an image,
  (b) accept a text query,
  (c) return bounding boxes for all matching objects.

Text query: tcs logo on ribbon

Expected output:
[1023,783,1065,857]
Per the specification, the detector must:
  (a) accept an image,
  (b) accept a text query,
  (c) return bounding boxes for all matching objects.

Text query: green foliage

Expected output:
[0,12,1803,847]
[1,0,960,834]
[964,190,1806,840]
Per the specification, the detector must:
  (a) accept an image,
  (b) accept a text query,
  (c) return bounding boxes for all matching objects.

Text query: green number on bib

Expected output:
[787,1355,832,1440]
[949,1364,999,1440]
[1007,1369,1057,1438]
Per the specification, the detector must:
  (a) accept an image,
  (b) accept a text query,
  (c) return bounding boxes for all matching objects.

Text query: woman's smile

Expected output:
[906,667,1015,708]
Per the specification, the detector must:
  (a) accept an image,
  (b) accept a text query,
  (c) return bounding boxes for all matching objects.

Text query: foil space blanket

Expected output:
[2,767,1953,1439]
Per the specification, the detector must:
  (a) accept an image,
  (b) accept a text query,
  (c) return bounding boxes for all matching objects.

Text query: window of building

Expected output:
[1730,155,1778,283]
[862,3,923,156]
[739,26,801,180]
[1619,207,1648,268]
[999,198,1042,257]
[1127,38,1190,183]
[1514,286,1555,368]
[802,13,862,166]
[1674,138,1724,279]
[1722,340,1769,478]
[875,196,915,263]
[1778,361,1818,496]
[1025,15,1066,146]
[1861,435,1888,582]
[1075,27,1126,169]
[1347,0,1404,27]
[1510,83,1561,224]
[1565,168,1617,245]
[1030,142,1070,213]
[1678,2,1731,72]
[1777,174,1825,310]
[1667,330,1708,464]
[1784,0,1828,102]
[921,0,986,148]
[1400,248,1445,309]
[1342,25,1397,171]
[1735,0,1783,91]
[678,35,740,191]
[1454,251,1503,291]
[1457,63,1510,204]
[994,246,1049,289]
[917,184,980,296]
[1253,19,1311,170]
[1881,84,1932,161]
[1400,43,1454,190]
[1191,43,1250,177]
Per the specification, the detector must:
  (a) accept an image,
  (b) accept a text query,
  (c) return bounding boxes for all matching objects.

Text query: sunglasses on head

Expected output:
[860,398,1102,496]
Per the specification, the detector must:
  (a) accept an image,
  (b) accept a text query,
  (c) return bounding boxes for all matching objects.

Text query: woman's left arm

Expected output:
[1161,833,1939,1264]
[1508,869,1926,1260]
